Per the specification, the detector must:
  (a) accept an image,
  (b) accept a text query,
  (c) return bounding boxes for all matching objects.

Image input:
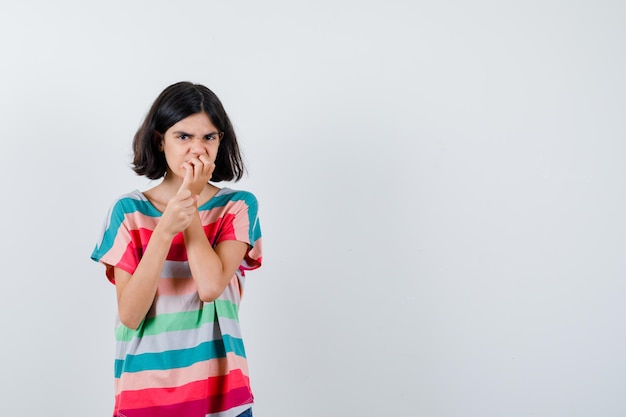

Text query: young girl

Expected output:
[91,81,262,417]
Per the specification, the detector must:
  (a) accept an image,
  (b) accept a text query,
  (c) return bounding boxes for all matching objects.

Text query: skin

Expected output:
[114,112,248,329]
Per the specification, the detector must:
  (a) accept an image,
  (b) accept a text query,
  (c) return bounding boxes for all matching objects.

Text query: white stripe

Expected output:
[161,260,191,278]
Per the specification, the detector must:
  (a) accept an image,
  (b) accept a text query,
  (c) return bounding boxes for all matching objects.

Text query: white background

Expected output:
[1,1,625,416]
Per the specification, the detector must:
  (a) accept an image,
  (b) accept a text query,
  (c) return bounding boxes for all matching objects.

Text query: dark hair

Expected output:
[132,81,245,182]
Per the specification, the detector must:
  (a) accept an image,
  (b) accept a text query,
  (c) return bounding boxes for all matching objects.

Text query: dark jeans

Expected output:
[237,408,253,417]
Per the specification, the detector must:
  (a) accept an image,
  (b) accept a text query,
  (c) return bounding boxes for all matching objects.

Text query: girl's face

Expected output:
[161,112,221,180]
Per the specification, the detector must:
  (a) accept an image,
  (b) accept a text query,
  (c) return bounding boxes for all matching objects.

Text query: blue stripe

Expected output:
[200,189,261,246]
[114,334,246,377]
[91,192,160,261]
[92,188,261,263]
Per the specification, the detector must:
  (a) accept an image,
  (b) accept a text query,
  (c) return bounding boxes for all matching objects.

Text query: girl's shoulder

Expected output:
[107,189,160,216]
[200,188,261,219]
[213,187,259,206]
[108,189,146,208]
[114,189,145,202]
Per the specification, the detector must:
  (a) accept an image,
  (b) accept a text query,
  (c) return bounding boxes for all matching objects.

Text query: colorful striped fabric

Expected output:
[91,188,262,417]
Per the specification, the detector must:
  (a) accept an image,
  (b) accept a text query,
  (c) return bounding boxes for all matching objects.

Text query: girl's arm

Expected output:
[183,214,249,302]
[181,155,249,301]
[113,232,170,330]
[115,187,198,330]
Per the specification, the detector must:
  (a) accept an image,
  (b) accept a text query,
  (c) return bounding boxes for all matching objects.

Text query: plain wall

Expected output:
[1,1,625,416]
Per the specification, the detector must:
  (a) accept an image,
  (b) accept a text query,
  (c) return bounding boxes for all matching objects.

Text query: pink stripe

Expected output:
[116,352,250,392]
[99,231,132,268]
[125,210,159,229]
[157,277,197,296]
[98,212,158,268]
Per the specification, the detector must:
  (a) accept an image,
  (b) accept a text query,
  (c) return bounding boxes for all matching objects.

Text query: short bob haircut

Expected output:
[132,81,245,182]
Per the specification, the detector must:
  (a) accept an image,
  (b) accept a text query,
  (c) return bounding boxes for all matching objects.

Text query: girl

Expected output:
[91,81,262,417]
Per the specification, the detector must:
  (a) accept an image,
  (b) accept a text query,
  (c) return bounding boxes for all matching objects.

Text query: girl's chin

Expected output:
[164,170,185,180]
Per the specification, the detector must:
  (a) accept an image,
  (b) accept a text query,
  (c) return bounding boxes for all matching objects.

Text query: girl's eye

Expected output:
[177,134,190,140]
[205,134,217,141]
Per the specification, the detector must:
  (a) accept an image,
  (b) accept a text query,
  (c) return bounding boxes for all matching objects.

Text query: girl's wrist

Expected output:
[153,222,178,242]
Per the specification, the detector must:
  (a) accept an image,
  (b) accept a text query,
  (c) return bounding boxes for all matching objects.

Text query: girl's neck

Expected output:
[144,178,220,212]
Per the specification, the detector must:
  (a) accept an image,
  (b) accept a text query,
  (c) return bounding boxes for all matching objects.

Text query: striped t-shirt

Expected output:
[91,187,262,417]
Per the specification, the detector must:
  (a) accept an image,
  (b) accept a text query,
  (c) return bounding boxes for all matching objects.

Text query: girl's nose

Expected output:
[189,139,206,154]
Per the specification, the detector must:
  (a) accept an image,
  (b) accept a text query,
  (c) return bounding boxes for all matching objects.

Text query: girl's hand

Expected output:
[181,154,215,196]
[159,169,199,236]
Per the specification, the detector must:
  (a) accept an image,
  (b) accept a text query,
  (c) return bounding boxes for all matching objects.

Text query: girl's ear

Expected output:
[154,131,164,152]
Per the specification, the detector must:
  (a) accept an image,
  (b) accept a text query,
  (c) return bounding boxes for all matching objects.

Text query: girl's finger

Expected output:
[178,164,193,194]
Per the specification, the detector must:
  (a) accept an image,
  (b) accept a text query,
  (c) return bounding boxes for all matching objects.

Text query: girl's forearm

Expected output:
[117,227,174,329]
[183,214,229,302]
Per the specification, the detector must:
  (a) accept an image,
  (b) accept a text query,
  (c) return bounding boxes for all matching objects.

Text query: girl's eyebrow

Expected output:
[172,130,219,136]
[172,130,192,136]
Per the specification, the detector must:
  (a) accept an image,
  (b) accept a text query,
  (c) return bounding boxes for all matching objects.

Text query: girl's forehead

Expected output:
[169,112,217,132]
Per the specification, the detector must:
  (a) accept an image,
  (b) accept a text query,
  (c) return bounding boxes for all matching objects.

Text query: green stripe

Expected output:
[115,300,238,341]
[215,299,239,320]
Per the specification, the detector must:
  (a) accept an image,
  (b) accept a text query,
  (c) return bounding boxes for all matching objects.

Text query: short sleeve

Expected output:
[90,195,144,284]
[214,192,263,272]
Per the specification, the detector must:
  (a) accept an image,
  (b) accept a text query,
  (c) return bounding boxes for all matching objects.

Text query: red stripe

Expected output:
[214,213,237,242]
[115,370,250,410]
[116,386,253,417]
